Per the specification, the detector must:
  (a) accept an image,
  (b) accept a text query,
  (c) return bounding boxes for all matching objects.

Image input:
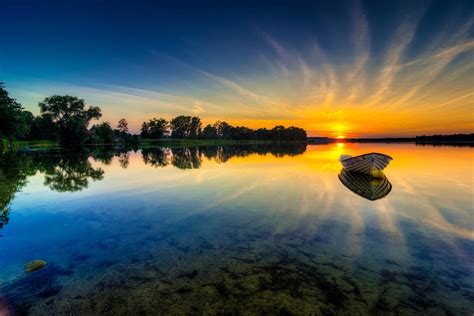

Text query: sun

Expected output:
[336,135,345,139]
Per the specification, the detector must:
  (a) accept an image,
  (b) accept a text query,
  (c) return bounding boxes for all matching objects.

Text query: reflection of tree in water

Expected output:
[118,152,130,169]
[142,147,171,167]
[89,146,115,165]
[0,144,306,234]
[0,208,9,232]
[89,145,138,169]
[202,143,307,162]
[0,151,105,234]
[142,143,307,169]
[0,152,37,234]
[172,147,201,169]
[40,154,104,192]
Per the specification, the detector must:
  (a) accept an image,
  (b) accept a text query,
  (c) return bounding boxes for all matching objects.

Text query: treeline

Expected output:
[342,133,474,144]
[415,134,474,143]
[0,83,137,147]
[141,116,307,141]
[0,83,307,149]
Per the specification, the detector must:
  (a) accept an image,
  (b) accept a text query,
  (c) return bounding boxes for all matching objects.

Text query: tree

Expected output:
[29,114,59,141]
[17,111,34,140]
[214,121,233,139]
[141,118,168,139]
[117,118,129,135]
[140,121,150,138]
[89,122,115,143]
[170,115,192,138]
[0,83,26,147]
[201,124,217,139]
[38,95,102,146]
[190,116,202,138]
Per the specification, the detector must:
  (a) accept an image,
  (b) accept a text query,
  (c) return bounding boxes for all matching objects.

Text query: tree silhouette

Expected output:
[39,95,102,146]
[117,118,129,134]
[89,122,115,144]
[0,83,30,147]
[141,118,169,139]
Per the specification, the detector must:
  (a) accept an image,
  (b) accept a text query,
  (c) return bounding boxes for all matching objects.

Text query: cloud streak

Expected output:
[5,2,474,137]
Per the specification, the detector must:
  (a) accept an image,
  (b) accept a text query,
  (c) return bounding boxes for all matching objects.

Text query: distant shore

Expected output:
[5,134,474,152]
[308,134,474,146]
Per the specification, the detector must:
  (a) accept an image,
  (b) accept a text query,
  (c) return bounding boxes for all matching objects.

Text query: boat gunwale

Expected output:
[340,152,393,162]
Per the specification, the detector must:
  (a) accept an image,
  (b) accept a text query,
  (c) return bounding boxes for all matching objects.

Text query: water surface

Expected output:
[0,143,472,315]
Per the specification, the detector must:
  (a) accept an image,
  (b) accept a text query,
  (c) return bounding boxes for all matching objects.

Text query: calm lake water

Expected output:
[0,143,472,315]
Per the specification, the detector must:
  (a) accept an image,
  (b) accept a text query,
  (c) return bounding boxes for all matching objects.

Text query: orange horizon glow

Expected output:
[10,11,474,139]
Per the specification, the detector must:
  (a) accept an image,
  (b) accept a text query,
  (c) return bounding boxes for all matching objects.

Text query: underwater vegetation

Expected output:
[25,260,47,273]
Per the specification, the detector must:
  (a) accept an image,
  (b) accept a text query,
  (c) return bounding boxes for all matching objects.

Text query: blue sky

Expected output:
[1,0,473,136]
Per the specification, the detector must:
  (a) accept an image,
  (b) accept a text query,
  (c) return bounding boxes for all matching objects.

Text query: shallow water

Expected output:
[0,143,472,315]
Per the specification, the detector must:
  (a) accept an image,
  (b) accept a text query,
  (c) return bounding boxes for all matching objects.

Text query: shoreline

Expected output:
[3,137,473,152]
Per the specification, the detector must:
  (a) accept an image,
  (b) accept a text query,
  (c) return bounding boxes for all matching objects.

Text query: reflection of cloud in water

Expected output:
[3,143,472,257]
[1,143,473,314]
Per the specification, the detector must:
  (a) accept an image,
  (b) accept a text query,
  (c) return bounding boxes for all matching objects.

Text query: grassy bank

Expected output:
[1,139,60,151]
[2,138,291,152]
[19,140,60,148]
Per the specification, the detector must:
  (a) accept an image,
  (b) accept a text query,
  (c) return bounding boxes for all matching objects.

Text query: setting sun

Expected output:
[336,135,345,139]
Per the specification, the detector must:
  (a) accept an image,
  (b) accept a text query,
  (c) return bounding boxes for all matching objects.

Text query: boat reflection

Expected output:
[338,169,392,201]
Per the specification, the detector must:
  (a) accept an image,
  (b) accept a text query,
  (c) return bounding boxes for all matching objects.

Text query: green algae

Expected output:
[25,260,46,273]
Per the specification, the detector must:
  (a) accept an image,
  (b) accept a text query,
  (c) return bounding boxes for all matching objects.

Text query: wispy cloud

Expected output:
[7,3,474,137]
[369,17,420,105]
[345,0,370,102]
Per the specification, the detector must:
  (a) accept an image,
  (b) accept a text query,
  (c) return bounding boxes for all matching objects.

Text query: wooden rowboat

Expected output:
[339,152,392,174]
[338,169,392,201]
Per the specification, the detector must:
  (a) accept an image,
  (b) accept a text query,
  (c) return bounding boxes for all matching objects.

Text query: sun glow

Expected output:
[336,135,345,139]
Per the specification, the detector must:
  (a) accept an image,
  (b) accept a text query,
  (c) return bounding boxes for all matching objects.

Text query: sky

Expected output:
[1,0,473,137]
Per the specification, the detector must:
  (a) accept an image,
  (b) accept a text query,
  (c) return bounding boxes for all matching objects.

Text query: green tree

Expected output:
[90,122,115,144]
[0,83,27,147]
[117,118,129,134]
[141,118,168,139]
[201,124,217,139]
[190,116,202,138]
[214,121,232,139]
[170,116,192,138]
[29,113,59,140]
[116,118,130,138]
[17,111,34,140]
[38,95,102,146]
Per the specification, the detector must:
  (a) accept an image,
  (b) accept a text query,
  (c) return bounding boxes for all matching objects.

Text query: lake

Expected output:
[0,143,472,315]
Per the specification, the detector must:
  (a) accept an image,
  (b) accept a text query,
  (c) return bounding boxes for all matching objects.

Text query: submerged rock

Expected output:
[25,260,47,273]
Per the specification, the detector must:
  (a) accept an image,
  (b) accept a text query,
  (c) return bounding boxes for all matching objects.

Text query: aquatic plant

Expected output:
[25,260,47,273]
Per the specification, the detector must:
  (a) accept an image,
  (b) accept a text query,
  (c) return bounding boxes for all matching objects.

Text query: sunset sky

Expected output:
[1,0,473,137]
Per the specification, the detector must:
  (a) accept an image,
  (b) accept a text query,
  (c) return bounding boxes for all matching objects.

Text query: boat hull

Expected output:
[338,169,392,201]
[339,153,392,174]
